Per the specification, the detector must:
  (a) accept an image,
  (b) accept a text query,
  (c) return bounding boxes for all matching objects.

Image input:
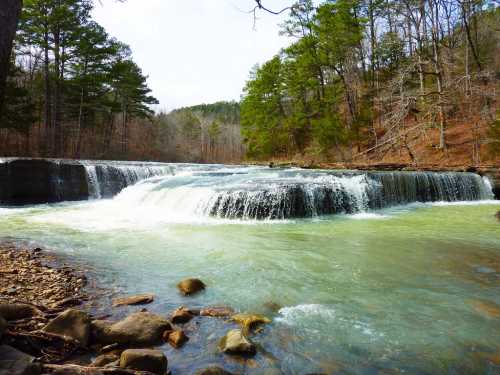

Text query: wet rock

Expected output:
[171,306,194,324]
[0,344,41,375]
[231,313,271,333]
[119,349,167,374]
[0,316,6,339]
[194,366,235,375]
[219,329,256,356]
[112,293,155,307]
[91,312,171,346]
[0,303,40,321]
[177,278,206,296]
[200,306,235,318]
[90,354,120,367]
[42,309,91,347]
[164,329,188,348]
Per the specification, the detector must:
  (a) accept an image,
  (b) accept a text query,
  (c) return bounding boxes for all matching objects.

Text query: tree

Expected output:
[0,0,23,118]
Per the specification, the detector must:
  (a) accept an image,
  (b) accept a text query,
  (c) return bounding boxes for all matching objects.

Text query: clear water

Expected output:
[0,164,499,374]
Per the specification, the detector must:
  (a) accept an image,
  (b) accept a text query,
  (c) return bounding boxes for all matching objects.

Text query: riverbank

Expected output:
[0,243,269,375]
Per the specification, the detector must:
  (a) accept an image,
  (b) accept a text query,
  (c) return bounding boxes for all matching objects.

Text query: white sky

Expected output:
[92,0,293,112]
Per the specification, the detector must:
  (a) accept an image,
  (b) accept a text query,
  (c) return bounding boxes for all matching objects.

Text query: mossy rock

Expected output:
[231,313,271,334]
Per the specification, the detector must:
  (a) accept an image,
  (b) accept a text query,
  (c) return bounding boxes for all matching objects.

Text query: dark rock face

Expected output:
[0,159,88,205]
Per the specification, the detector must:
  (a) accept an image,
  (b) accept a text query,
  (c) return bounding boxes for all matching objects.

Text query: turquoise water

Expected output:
[0,165,499,374]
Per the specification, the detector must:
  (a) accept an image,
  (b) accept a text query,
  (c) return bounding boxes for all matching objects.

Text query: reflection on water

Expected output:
[0,164,499,374]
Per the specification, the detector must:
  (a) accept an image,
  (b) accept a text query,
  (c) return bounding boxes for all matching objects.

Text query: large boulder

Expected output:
[119,349,167,375]
[219,329,256,356]
[91,312,171,346]
[42,309,91,347]
[177,278,206,296]
[0,344,41,375]
[0,303,39,321]
[112,294,155,307]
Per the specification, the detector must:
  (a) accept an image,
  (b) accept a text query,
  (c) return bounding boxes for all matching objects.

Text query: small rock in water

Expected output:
[496,211,500,221]
[177,278,206,296]
[164,329,189,348]
[200,306,235,318]
[119,349,167,374]
[171,306,194,324]
[195,366,235,375]
[231,313,271,334]
[42,309,91,347]
[219,329,256,356]
[112,293,155,307]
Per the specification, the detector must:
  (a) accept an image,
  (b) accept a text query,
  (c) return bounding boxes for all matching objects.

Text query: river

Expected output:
[0,163,499,374]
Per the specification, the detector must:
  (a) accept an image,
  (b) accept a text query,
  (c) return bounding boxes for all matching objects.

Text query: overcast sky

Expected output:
[92,0,293,112]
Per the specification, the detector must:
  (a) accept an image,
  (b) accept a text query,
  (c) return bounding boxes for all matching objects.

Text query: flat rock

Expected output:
[171,306,194,324]
[42,309,91,347]
[120,349,167,374]
[112,293,155,307]
[200,306,234,318]
[194,367,235,375]
[91,312,171,346]
[0,303,39,321]
[164,329,188,348]
[219,329,256,356]
[177,278,206,296]
[0,344,41,375]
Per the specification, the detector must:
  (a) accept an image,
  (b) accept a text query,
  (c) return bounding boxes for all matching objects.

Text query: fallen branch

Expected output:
[42,363,157,375]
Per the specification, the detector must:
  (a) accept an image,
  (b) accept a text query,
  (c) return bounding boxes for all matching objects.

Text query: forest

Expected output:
[241,0,500,166]
[0,0,160,159]
[0,0,499,167]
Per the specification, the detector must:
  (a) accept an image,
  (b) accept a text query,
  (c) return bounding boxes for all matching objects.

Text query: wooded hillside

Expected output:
[241,0,500,167]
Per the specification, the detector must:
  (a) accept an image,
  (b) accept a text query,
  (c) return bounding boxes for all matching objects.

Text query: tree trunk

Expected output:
[0,0,23,117]
[53,24,61,157]
[42,26,52,156]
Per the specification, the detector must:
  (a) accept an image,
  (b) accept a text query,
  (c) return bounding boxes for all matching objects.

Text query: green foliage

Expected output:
[3,0,157,138]
[240,0,365,159]
[0,64,36,133]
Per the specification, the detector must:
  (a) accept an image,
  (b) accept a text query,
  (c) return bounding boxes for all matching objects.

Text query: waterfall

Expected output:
[81,162,174,199]
[196,171,494,220]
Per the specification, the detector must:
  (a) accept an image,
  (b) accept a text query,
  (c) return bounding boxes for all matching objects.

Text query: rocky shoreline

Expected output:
[0,244,270,375]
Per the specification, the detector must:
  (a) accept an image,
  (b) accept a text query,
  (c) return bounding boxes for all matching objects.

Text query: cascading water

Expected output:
[90,167,494,222]
[80,161,175,198]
